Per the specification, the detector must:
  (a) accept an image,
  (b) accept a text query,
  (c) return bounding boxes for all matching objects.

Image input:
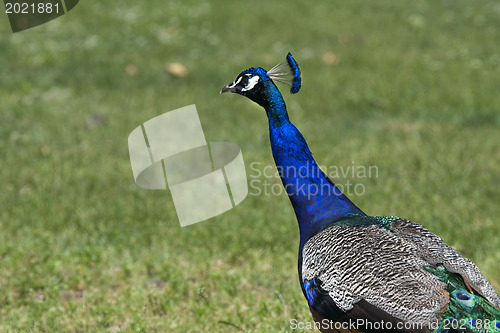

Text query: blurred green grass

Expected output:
[1,0,499,331]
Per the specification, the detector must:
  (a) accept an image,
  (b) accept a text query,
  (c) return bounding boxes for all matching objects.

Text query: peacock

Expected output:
[221,53,500,333]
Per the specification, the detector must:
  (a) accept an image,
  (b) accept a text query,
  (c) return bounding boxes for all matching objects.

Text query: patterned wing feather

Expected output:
[390,218,500,308]
[301,216,500,332]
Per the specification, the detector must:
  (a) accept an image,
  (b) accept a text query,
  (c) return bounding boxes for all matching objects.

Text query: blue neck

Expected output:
[264,91,365,251]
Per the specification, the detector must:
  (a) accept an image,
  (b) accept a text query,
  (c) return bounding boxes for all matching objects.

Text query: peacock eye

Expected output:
[240,76,249,86]
[241,75,260,92]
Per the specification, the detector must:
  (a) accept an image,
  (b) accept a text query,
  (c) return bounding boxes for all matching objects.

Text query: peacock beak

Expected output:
[220,81,237,94]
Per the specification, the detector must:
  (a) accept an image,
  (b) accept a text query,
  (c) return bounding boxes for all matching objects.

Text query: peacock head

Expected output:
[221,53,302,108]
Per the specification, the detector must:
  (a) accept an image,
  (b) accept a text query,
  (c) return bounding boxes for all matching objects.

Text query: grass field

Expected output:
[1,0,500,332]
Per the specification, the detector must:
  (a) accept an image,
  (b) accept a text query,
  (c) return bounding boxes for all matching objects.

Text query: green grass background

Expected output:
[1,0,499,331]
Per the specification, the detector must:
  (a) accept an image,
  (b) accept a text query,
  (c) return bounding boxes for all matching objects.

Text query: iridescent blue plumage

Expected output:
[222,54,500,333]
[286,52,301,94]
[268,53,302,95]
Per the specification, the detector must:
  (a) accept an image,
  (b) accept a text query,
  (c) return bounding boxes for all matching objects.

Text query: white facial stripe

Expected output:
[227,76,243,89]
[241,75,260,92]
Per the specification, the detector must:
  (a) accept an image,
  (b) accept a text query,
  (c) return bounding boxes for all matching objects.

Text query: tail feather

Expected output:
[425,265,500,332]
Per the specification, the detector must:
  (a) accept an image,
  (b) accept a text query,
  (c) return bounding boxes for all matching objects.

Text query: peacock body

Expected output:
[222,53,500,333]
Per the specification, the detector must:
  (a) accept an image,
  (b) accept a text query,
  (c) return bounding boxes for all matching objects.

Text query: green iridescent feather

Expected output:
[424,264,500,333]
[332,214,400,234]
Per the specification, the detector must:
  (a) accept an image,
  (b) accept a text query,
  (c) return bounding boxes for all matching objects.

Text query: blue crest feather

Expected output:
[286,52,301,94]
[267,52,302,94]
